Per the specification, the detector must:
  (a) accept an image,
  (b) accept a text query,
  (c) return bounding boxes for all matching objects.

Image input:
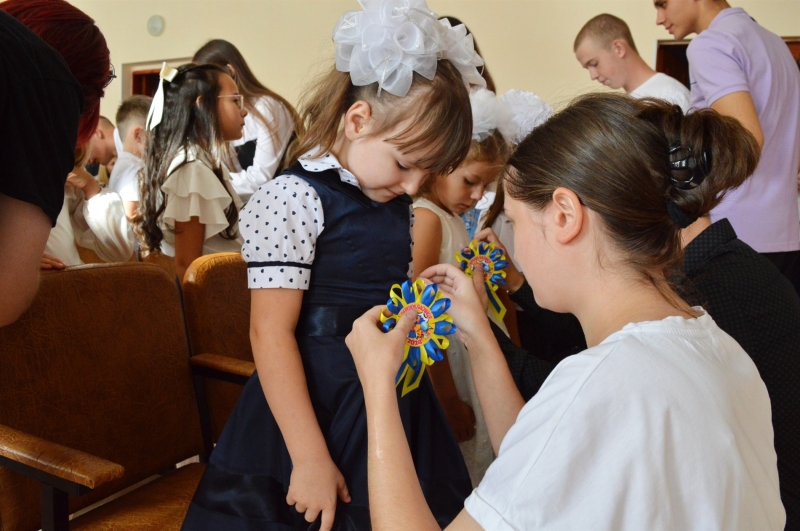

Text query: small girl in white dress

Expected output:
[133,63,247,280]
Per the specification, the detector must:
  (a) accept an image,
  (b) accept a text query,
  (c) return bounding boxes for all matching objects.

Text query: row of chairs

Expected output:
[0,253,254,530]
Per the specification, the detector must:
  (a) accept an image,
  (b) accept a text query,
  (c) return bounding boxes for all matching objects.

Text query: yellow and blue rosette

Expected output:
[380,279,457,397]
[455,240,509,322]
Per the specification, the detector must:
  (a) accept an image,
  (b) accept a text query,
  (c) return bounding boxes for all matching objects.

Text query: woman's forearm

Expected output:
[462,321,525,454]
[363,379,441,531]
[252,326,331,465]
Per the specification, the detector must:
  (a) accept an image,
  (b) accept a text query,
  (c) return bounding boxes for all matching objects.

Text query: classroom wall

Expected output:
[59,0,800,118]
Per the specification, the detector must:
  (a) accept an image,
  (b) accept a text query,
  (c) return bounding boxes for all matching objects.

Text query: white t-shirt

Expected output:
[630,72,691,112]
[465,311,785,530]
[108,150,143,203]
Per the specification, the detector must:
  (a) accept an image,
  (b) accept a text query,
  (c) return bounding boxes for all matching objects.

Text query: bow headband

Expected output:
[470,87,553,144]
[145,62,179,131]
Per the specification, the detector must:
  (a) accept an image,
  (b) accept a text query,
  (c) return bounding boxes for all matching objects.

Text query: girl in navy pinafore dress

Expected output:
[182,2,485,529]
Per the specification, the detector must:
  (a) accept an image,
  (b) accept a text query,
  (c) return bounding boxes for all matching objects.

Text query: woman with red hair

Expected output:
[0,0,110,327]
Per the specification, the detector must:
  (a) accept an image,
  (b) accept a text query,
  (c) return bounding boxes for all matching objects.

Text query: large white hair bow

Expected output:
[470,87,553,145]
[145,62,179,131]
[332,0,485,97]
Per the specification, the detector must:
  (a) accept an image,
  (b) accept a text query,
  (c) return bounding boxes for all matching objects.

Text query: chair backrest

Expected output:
[0,263,204,531]
[182,253,252,441]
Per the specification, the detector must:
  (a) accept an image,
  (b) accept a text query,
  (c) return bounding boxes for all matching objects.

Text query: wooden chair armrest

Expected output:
[0,423,124,495]
[190,353,255,380]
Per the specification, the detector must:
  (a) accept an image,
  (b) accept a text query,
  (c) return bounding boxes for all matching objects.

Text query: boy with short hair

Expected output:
[574,13,690,111]
[109,95,151,220]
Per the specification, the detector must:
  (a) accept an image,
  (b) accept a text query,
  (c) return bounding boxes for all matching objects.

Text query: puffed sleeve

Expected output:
[229,97,295,197]
[240,174,324,289]
[70,187,135,263]
[162,161,235,241]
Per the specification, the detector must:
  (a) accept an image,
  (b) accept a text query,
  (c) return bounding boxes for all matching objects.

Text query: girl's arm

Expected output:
[420,264,525,453]
[347,308,484,531]
[413,207,475,442]
[173,217,205,281]
[251,288,350,530]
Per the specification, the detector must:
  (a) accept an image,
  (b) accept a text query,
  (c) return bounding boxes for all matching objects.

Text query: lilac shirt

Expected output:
[688,7,800,253]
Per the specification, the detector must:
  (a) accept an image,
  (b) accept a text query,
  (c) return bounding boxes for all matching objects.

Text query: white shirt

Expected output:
[108,150,142,203]
[466,311,785,530]
[228,95,295,199]
[159,148,244,257]
[240,151,414,289]
[630,72,692,112]
[45,186,134,266]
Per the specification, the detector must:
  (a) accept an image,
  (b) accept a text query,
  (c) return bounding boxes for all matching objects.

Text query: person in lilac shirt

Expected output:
[653,0,800,293]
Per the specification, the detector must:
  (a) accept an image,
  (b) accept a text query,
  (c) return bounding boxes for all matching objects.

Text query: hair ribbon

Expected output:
[145,62,179,131]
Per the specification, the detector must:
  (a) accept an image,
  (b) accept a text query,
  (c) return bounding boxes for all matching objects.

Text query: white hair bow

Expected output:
[145,62,179,131]
[332,0,485,97]
[470,87,553,145]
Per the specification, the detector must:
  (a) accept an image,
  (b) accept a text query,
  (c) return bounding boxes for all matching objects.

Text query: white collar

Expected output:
[298,151,360,189]
[166,147,224,178]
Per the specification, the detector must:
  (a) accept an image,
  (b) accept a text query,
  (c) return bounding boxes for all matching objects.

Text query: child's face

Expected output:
[345,118,433,203]
[435,160,501,215]
[216,73,247,141]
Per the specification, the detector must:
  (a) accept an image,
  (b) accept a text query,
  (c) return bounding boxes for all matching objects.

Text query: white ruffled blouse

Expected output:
[159,148,244,257]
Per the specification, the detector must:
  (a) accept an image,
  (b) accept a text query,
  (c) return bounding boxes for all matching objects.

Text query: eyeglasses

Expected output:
[218,94,244,110]
[104,63,116,88]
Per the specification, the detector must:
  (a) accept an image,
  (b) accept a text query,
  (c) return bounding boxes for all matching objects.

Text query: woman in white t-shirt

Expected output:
[346,94,786,530]
[193,39,299,202]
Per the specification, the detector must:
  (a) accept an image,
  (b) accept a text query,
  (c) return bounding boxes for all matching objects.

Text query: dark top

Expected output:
[677,218,800,528]
[0,11,83,225]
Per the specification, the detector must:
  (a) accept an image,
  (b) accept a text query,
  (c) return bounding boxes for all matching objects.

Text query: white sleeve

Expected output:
[70,188,135,263]
[240,174,324,290]
[112,164,140,203]
[229,97,295,197]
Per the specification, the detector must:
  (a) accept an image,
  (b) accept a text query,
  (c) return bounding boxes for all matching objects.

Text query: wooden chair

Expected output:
[0,263,207,530]
[182,253,255,446]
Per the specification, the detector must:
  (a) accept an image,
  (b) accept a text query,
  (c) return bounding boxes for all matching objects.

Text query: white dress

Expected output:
[227,95,294,200]
[159,148,244,257]
[466,311,785,530]
[45,185,134,266]
[413,197,503,486]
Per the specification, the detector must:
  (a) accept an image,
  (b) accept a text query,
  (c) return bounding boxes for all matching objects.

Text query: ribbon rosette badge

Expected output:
[380,279,456,396]
[456,240,509,321]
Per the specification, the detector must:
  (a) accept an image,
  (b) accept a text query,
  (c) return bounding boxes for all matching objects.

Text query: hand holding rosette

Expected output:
[380,278,457,396]
[455,240,510,322]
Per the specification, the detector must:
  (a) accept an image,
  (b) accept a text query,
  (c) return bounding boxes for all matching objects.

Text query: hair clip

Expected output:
[145,62,179,131]
[667,141,711,190]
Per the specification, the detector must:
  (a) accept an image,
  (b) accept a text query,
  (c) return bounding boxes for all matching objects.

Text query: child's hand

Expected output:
[418,264,491,345]
[473,227,525,293]
[441,396,476,442]
[286,458,351,531]
[66,166,101,200]
[347,306,416,395]
[40,253,66,270]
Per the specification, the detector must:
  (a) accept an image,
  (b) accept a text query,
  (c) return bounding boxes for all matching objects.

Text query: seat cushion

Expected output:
[71,463,204,531]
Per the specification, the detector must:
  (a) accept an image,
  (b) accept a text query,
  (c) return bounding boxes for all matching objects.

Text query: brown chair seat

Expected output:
[71,463,205,531]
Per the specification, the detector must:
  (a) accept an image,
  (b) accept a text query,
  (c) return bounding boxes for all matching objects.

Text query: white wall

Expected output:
[58,0,800,119]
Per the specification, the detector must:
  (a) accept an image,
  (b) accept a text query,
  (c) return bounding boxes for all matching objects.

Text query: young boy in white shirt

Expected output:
[574,14,690,111]
[109,95,151,220]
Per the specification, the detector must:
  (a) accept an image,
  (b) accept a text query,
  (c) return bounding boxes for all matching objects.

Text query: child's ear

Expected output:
[132,125,145,144]
[343,101,373,140]
[551,187,584,245]
[196,96,203,108]
[226,63,236,80]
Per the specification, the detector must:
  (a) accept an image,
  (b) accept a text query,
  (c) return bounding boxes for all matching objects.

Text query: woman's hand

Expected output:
[40,253,66,270]
[66,166,101,200]
[286,458,351,531]
[473,227,525,293]
[419,264,492,346]
[347,306,416,395]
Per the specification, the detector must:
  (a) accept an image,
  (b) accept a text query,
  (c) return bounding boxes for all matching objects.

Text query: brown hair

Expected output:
[115,95,152,140]
[289,59,472,178]
[505,93,759,290]
[193,39,301,168]
[574,14,638,53]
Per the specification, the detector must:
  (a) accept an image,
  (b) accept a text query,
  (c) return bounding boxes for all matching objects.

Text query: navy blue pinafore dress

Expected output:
[182,164,472,530]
